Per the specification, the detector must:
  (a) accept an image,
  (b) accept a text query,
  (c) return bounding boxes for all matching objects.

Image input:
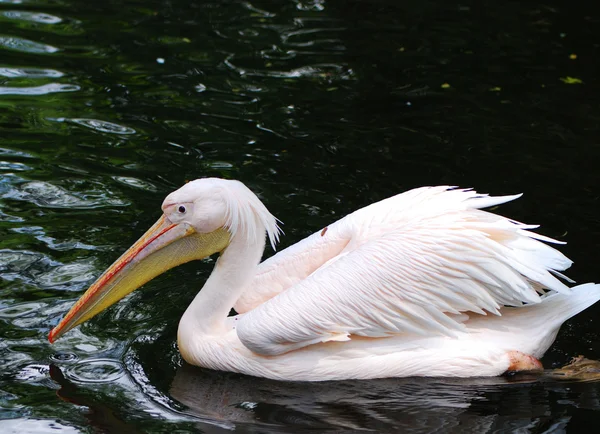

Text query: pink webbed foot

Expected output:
[506,350,544,373]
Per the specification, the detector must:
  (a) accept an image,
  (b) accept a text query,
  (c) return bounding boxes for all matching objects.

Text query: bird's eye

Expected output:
[178,205,186,214]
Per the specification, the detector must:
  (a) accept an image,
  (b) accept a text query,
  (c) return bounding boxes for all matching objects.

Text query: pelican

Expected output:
[49,178,600,381]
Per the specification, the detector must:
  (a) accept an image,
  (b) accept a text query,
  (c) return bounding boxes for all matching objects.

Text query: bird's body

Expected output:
[178,288,593,380]
[50,179,600,381]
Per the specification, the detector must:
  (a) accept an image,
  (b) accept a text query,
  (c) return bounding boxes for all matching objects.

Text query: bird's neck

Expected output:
[179,229,265,336]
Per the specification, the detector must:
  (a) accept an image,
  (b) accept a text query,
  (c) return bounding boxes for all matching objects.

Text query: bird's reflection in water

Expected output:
[169,358,600,433]
[50,364,145,434]
[50,355,600,433]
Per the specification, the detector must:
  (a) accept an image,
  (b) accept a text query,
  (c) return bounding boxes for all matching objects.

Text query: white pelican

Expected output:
[49,178,600,381]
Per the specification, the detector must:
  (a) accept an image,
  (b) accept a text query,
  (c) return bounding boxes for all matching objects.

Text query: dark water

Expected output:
[1,0,600,432]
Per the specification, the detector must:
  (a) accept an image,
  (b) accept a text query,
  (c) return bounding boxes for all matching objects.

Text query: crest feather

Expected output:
[220,180,281,251]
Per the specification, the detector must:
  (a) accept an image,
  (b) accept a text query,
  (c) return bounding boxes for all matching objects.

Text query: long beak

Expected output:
[49,215,230,343]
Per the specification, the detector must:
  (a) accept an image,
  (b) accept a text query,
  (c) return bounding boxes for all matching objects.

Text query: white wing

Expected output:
[236,186,573,356]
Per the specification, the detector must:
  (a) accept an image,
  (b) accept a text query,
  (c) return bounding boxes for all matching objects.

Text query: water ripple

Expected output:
[0,302,45,319]
[0,251,93,292]
[294,0,326,11]
[13,364,49,382]
[66,358,125,384]
[0,147,34,158]
[0,161,31,171]
[0,250,52,275]
[260,46,296,60]
[112,176,158,191]
[50,352,78,363]
[241,1,276,17]
[36,260,96,288]
[46,319,118,355]
[0,419,80,433]
[64,118,136,135]
[224,55,354,81]
[0,209,23,223]
[1,10,63,24]
[0,67,64,78]
[281,28,345,48]
[6,180,129,209]
[0,83,80,95]
[0,35,59,54]
[11,226,98,252]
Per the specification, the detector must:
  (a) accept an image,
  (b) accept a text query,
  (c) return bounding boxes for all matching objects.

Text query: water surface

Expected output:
[1,0,600,432]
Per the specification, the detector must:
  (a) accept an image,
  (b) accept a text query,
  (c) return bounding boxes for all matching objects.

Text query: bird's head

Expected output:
[48,178,280,343]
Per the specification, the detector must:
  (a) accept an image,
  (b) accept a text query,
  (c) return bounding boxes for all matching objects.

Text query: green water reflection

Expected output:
[1,0,600,432]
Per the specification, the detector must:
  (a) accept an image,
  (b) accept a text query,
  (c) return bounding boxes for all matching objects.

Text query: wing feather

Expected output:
[236,187,573,356]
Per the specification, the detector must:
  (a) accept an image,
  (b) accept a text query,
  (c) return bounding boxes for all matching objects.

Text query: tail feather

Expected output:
[536,283,600,328]
[468,283,600,358]
[526,283,600,358]
[500,283,600,330]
